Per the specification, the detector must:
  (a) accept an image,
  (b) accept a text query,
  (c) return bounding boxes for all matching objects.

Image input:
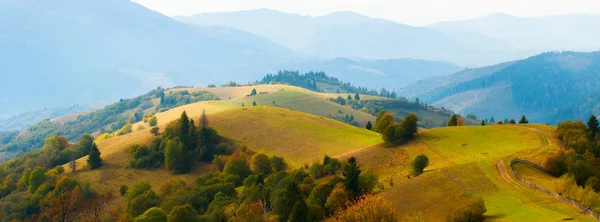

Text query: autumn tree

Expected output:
[326,195,396,222]
[374,112,394,134]
[251,154,272,175]
[84,191,113,222]
[87,143,102,170]
[456,117,464,126]
[200,109,209,129]
[447,114,458,126]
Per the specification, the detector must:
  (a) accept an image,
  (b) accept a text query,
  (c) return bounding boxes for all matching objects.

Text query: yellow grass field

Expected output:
[134,85,376,130]
[348,124,596,221]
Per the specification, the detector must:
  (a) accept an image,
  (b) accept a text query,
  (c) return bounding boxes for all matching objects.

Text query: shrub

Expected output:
[135,207,167,222]
[120,184,129,196]
[326,195,396,222]
[448,198,486,222]
[411,154,429,176]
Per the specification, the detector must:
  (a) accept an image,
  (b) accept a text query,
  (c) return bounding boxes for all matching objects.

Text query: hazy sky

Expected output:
[132,0,600,26]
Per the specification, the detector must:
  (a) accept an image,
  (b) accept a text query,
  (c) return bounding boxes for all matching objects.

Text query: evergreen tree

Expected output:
[354,93,360,101]
[519,115,529,124]
[250,88,257,96]
[481,120,486,126]
[366,121,373,130]
[347,95,352,100]
[447,114,458,126]
[490,117,495,123]
[274,181,303,221]
[165,139,189,174]
[588,115,599,138]
[343,157,361,198]
[252,101,257,106]
[87,143,103,169]
[179,111,191,149]
[288,201,309,222]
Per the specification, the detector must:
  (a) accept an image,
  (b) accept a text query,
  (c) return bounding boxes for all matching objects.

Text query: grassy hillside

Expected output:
[65,106,383,213]
[348,124,595,221]
[210,107,382,165]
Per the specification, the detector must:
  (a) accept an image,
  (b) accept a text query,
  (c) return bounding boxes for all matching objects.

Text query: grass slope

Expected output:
[349,124,595,221]
[67,105,382,213]
[210,106,382,166]
[135,85,376,130]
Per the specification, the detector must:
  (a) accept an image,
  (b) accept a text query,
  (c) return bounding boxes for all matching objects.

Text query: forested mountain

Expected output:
[176,9,523,66]
[429,13,600,51]
[399,51,600,124]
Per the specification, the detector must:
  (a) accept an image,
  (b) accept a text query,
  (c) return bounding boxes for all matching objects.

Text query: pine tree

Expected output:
[481,120,486,126]
[588,115,599,137]
[366,121,373,130]
[252,101,257,106]
[447,114,458,126]
[490,117,495,123]
[87,143,102,169]
[354,93,360,101]
[179,111,191,149]
[347,95,352,100]
[250,88,257,96]
[519,115,529,124]
[288,201,309,222]
[275,181,303,221]
[343,157,361,198]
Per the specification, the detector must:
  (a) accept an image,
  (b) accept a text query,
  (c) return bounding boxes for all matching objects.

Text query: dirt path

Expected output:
[496,160,527,192]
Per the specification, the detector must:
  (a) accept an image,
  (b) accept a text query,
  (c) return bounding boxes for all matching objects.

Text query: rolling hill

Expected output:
[399,51,600,124]
[4,84,456,161]
[347,124,595,221]
[62,106,383,213]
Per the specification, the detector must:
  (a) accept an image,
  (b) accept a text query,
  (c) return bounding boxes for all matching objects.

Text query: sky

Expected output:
[132,0,600,26]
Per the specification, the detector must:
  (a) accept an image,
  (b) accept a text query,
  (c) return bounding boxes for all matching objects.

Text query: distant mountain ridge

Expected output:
[429,13,600,51]
[176,9,526,66]
[399,51,600,124]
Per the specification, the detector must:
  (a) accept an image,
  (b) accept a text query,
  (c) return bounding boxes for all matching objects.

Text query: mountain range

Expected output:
[3,0,600,128]
[0,0,461,121]
[399,51,600,124]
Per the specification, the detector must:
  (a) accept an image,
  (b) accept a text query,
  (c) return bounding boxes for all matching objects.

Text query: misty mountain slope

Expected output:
[0,0,295,117]
[429,13,600,51]
[287,58,462,90]
[400,51,600,123]
[176,9,521,66]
